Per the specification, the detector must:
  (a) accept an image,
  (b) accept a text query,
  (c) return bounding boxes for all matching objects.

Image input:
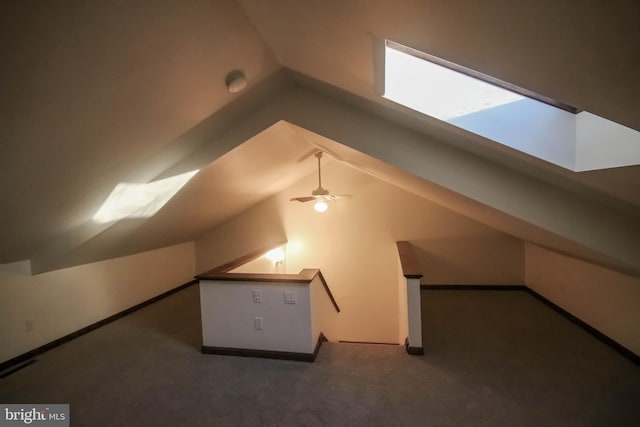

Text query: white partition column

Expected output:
[196,260,340,362]
[405,277,423,354]
[396,241,424,355]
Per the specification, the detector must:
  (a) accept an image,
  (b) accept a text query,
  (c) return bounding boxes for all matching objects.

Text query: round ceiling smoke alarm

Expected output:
[225,70,247,93]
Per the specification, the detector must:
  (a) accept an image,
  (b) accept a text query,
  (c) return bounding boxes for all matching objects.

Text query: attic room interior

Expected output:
[1,1,639,425]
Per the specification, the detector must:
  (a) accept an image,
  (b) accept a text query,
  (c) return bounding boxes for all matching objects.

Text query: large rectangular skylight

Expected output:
[381,40,640,171]
[384,43,525,121]
[93,170,199,223]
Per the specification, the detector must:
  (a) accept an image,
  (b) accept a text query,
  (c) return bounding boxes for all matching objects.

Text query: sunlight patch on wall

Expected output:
[93,170,199,223]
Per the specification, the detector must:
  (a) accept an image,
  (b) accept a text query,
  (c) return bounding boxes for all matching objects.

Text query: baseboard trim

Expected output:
[0,279,198,373]
[522,287,640,366]
[202,333,327,363]
[339,340,399,346]
[420,284,526,290]
[0,359,37,379]
[421,284,640,366]
[404,337,424,355]
[406,346,424,355]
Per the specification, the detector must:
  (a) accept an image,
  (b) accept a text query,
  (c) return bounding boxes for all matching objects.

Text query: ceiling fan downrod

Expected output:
[312,152,329,196]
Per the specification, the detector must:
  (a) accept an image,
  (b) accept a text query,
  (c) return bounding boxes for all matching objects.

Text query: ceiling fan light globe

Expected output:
[314,200,328,213]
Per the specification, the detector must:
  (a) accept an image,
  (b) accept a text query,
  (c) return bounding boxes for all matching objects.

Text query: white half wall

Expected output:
[0,242,195,364]
[200,280,313,353]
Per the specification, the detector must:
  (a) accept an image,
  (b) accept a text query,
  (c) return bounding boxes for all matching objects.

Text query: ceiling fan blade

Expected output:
[290,196,316,203]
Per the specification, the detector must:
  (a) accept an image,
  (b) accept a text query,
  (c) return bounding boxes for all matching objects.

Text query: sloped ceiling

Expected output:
[0,0,280,265]
[239,0,640,131]
[1,1,639,275]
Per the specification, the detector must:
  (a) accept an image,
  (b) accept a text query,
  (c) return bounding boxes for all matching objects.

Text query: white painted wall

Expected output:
[525,243,640,356]
[231,251,287,274]
[200,280,313,353]
[575,112,640,171]
[450,98,576,170]
[309,275,338,344]
[195,196,287,275]
[196,161,523,344]
[0,242,195,364]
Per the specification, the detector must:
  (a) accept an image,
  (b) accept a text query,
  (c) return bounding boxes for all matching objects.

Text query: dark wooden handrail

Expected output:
[396,241,423,279]
[314,270,341,313]
[197,268,316,283]
[196,256,340,313]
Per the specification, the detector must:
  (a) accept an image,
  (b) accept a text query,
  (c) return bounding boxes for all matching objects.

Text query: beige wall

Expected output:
[195,196,287,275]
[0,242,195,364]
[412,234,524,285]
[407,229,523,285]
[525,243,640,356]
[195,161,524,343]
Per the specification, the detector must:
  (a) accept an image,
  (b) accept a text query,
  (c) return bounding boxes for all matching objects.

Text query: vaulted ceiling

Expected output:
[1,1,639,275]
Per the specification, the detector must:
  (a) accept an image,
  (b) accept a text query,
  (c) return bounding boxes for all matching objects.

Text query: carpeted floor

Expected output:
[1,286,639,426]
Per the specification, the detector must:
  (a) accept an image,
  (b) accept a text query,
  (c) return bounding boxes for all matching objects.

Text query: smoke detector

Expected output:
[225,70,247,93]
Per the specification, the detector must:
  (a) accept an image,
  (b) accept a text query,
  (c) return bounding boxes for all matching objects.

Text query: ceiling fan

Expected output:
[290,152,351,212]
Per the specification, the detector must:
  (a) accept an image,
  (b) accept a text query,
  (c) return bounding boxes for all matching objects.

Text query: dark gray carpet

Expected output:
[1,286,639,426]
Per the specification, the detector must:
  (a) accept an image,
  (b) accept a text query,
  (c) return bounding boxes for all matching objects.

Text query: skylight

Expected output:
[381,40,640,172]
[93,170,199,224]
[384,45,524,120]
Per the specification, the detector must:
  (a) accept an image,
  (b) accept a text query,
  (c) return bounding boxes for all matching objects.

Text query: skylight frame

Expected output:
[385,40,579,114]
